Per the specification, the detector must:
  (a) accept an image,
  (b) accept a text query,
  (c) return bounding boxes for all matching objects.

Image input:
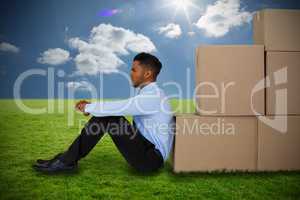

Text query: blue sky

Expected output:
[0,0,299,99]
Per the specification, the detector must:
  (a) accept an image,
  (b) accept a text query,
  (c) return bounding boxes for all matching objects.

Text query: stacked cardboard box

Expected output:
[253,9,300,52]
[194,45,265,116]
[258,116,300,171]
[173,114,258,172]
[173,45,264,173]
[172,9,300,172]
[253,9,300,171]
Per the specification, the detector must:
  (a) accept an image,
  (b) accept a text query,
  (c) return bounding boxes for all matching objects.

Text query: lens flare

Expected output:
[98,9,121,17]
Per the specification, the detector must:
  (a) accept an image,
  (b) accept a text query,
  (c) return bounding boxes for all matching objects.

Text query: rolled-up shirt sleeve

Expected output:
[84,92,161,117]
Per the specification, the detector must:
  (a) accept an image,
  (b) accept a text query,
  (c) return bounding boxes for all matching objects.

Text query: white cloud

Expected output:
[66,81,94,91]
[0,42,20,53]
[187,31,196,36]
[194,0,252,38]
[37,48,70,65]
[69,23,156,75]
[157,23,182,39]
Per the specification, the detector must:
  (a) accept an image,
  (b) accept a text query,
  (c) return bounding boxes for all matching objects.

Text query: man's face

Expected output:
[130,60,146,88]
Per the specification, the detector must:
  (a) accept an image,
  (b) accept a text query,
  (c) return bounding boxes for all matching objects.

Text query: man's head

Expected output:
[130,52,162,88]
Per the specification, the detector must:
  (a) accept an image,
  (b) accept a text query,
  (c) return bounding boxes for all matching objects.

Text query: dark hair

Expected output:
[133,52,162,78]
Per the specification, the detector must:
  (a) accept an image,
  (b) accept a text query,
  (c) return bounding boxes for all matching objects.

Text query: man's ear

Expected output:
[144,69,153,79]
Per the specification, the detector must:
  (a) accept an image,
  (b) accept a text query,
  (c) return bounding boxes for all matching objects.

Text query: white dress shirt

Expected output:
[84,82,175,161]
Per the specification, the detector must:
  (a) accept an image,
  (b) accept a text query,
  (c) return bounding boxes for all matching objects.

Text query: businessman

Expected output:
[33,52,175,173]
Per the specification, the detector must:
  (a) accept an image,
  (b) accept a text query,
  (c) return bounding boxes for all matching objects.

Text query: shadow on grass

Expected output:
[31,156,300,179]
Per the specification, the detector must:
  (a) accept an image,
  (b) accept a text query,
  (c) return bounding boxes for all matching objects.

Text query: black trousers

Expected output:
[60,116,164,173]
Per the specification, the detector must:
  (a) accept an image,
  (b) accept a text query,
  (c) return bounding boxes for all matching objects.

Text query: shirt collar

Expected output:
[137,81,157,94]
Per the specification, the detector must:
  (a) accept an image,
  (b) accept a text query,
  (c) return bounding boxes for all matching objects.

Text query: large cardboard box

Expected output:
[253,9,300,51]
[195,45,264,116]
[173,114,258,172]
[258,116,300,171]
[266,52,300,115]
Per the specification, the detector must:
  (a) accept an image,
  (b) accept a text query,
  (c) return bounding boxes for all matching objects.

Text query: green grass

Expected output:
[0,99,299,200]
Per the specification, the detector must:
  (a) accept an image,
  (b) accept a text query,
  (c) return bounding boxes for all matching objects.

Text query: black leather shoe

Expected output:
[33,153,63,168]
[34,159,77,173]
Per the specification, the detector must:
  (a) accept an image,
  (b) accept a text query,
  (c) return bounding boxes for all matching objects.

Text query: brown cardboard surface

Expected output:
[253,9,300,51]
[195,45,264,116]
[266,52,300,115]
[258,115,300,171]
[173,114,258,172]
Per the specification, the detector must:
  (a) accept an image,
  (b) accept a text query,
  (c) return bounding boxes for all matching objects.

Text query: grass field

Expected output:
[0,99,299,200]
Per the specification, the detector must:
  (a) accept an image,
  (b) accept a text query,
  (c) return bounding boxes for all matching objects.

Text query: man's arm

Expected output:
[83,93,161,117]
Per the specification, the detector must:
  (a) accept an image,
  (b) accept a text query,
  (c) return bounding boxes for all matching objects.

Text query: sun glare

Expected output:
[173,0,191,10]
[159,0,201,25]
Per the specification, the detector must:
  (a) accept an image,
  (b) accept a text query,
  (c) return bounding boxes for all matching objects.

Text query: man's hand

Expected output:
[75,100,90,116]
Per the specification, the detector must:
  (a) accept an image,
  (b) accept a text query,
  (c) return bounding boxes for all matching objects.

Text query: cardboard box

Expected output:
[266,52,300,115]
[253,9,300,51]
[258,116,300,171]
[195,45,264,116]
[173,114,258,172]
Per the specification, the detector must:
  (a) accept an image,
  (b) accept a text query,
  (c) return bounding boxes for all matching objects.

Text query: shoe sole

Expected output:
[33,165,78,174]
